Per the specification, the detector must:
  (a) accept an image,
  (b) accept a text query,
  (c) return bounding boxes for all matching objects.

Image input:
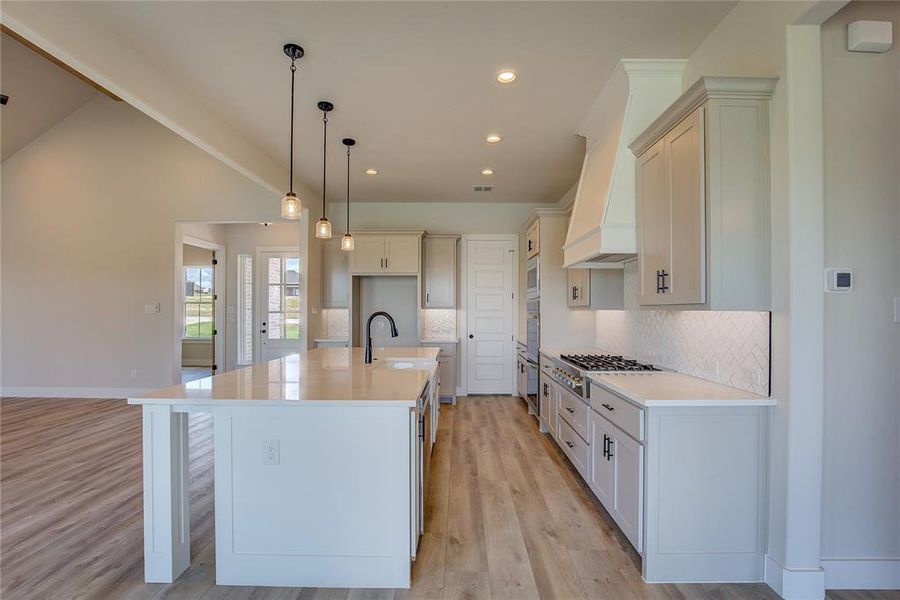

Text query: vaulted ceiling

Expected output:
[0,31,97,161]
[2,2,737,202]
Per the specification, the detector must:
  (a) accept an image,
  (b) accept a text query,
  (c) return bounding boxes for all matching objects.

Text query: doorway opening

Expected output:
[174,221,305,385]
[181,236,224,383]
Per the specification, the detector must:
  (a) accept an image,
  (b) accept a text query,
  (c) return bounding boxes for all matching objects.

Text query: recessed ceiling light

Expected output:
[486,134,502,144]
[365,168,378,175]
[496,70,517,83]
[481,168,494,176]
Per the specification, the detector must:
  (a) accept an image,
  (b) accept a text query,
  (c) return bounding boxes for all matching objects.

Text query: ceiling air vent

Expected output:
[473,184,494,193]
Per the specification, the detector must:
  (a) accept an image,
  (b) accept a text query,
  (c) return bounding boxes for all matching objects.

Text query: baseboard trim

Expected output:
[1,387,154,399]
[822,558,900,590]
[765,554,825,599]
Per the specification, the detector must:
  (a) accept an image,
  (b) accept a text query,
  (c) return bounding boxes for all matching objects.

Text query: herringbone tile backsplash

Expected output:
[595,260,770,395]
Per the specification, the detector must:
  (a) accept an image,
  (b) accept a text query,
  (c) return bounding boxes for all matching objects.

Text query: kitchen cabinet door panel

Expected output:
[384,236,420,274]
[665,108,705,305]
[322,239,350,308]
[351,237,386,274]
[613,432,643,552]
[636,139,670,306]
[423,236,457,308]
[566,269,591,308]
[589,415,616,509]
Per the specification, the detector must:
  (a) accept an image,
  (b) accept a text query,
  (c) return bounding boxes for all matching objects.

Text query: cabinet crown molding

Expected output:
[523,206,569,229]
[351,229,425,236]
[628,76,778,157]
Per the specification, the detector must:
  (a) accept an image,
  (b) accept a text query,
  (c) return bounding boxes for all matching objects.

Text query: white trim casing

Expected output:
[764,554,825,600]
[174,230,226,384]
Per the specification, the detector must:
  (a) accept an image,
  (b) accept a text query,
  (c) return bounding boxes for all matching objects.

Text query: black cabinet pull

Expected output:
[565,440,574,449]
[565,406,575,413]
[543,383,548,396]
[601,403,614,411]
[602,434,614,460]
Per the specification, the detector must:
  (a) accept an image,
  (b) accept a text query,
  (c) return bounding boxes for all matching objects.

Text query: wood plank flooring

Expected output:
[0,395,892,600]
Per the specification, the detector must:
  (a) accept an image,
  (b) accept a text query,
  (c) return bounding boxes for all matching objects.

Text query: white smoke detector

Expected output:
[848,20,893,53]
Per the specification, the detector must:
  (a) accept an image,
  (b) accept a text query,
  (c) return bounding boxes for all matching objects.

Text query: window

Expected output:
[237,254,253,365]
[267,256,301,340]
[183,266,214,338]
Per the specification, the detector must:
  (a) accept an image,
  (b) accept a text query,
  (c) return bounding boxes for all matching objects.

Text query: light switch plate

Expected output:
[894,297,900,324]
[825,268,853,292]
[143,303,160,314]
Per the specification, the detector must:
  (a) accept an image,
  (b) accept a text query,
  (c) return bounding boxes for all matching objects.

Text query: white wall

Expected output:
[182,243,213,267]
[0,96,313,395]
[328,200,548,235]
[820,0,900,585]
[680,0,900,593]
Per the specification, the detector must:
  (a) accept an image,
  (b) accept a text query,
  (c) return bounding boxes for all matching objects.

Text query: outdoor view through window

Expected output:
[268,256,300,339]
[183,266,214,338]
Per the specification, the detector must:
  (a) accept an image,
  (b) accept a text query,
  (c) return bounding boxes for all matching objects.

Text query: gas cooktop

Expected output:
[560,353,660,372]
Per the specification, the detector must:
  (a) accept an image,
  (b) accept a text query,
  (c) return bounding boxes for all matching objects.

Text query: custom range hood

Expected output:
[563,60,686,267]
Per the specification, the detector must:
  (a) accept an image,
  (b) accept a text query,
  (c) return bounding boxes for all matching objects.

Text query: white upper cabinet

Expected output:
[630,76,776,310]
[384,235,420,274]
[350,236,387,274]
[349,232,423,275]
[422,235,458,308]
[322,238,350,308]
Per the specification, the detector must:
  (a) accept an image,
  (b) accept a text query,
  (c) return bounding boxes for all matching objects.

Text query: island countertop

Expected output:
[129,347,439,408]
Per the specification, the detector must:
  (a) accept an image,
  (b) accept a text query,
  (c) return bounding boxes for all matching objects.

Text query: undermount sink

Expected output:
[374,358,436,370]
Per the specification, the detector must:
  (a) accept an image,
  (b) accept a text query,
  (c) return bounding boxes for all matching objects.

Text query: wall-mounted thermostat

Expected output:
[848,20,893,53]
[825,268,853,292]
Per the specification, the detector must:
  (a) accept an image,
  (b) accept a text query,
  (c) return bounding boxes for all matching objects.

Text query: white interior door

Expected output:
[257,251,302,362]
[465,239,515,394]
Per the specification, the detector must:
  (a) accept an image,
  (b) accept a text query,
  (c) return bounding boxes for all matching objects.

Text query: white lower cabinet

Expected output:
[588,411,643,553]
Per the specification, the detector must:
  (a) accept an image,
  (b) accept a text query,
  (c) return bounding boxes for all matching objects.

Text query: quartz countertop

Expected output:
[588,372,775,408]
[129,347,438,408]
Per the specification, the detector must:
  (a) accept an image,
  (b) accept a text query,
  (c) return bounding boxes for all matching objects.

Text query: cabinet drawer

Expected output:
[557,386,590,443]
[557,417,589,479]
[590,385,644,442]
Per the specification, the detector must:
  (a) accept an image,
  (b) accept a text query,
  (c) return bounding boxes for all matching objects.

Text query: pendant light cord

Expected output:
[321,110,328,218]
[346,145,351,231]
[289,62,296,194]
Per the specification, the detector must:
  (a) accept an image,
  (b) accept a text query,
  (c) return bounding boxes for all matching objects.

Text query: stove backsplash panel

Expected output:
[595,260,770,395]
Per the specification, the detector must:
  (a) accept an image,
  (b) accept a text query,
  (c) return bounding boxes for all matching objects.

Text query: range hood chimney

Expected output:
[563,60,686,268]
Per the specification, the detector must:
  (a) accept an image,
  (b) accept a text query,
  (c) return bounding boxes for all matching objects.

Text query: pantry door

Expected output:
[465,238,516,394]
[257,250,302,362]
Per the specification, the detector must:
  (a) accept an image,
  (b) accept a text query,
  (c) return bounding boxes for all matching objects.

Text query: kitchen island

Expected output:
[129,347,439,589]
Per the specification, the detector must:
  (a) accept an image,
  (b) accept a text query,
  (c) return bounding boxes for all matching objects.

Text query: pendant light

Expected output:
[340,138,356,252]
[315,100,334,239]
[280,43,304,220]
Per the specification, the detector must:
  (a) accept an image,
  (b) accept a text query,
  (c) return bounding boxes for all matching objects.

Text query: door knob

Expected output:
[469,334,474,339]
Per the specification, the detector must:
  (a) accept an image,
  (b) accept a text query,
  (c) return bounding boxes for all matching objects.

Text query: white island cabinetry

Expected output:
[129,347,439,589]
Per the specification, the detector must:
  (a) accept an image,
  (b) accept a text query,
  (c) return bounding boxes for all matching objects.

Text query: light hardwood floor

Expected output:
[0,396,892,600]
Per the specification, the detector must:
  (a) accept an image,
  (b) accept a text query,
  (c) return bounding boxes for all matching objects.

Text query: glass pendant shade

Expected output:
[281,192,301,219]
[316,217,333,239]
[340,232,354,252]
